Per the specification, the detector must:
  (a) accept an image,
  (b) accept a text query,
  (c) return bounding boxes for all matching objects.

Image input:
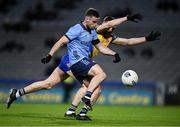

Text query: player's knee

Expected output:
[101,72,107,80]
[44,81,57,89]
[44,83,52,89]
[99,72,107,81]
[46,84,54,89]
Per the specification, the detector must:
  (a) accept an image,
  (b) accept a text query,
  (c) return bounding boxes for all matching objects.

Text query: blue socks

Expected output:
[79,105,88,116]
[84,91,92,100]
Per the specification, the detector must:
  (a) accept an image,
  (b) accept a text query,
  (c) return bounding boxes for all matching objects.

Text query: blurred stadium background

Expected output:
[0,0,180,108]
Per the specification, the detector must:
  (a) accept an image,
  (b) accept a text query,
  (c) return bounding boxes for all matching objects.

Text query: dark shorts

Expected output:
[70,57,96,84]
[58,54,70,73]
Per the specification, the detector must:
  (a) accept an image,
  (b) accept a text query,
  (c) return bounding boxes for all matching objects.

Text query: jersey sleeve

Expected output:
[65,24,81,41]
[92,29,98,40]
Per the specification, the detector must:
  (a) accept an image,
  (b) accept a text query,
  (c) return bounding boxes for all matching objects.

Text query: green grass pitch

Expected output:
[0,103,180,126]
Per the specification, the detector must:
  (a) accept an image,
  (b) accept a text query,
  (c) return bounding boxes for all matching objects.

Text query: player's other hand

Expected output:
[41,54,52,64]
[127,13,143,23]
[113,53,121,63]
[146,31,161,41]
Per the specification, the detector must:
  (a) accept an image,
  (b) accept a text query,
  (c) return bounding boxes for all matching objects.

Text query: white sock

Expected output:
[15,90,20,98]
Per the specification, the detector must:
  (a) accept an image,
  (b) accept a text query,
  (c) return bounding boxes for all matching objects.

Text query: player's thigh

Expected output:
[46,67,69,83]
[88,64,105,76]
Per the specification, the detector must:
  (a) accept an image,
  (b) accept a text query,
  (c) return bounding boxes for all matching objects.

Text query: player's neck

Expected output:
[82,21,91,32]
[82,21,88,29]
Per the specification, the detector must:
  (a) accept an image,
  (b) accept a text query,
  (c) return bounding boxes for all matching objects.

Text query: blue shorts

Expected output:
[58,54,70,73]
[70,57,96,84]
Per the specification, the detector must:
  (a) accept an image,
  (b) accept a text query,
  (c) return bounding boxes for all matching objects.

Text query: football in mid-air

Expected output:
[121,70,138,86]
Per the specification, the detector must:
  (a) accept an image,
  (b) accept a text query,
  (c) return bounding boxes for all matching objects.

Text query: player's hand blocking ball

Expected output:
[41,54,52,64]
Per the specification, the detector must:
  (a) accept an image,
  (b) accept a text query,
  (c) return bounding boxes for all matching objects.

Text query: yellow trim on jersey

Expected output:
[91,34,113,58]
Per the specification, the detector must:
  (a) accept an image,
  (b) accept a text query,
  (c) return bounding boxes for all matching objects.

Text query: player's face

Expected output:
[87,16,99,29]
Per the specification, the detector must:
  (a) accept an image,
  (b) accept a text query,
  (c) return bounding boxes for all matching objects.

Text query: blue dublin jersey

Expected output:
[65,23,98,66]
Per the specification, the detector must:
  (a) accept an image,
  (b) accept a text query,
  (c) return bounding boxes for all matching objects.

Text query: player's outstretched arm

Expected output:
[96,17,127,33]
[112,37,146,46]
[112,31,161,46]
[41,35,69,64]
[96,13,143,33]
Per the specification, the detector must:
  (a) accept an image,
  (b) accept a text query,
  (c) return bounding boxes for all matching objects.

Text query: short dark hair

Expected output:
[85,8,99,18]
[103,16,115,22]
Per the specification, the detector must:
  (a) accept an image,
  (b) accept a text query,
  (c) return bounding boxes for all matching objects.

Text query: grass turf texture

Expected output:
[0,103,180,126]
